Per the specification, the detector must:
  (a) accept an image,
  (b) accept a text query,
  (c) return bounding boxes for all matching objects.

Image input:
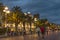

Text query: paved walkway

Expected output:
[0,30,60,40]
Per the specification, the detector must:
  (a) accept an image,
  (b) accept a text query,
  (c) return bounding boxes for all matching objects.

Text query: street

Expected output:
[0,30,60,40]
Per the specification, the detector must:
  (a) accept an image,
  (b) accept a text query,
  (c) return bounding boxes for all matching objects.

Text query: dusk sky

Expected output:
[0,0,60,24]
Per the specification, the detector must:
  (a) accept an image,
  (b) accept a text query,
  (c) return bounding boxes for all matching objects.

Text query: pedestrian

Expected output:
[40,20,48,39]
[40,26,45,39]
[36,26,40,37]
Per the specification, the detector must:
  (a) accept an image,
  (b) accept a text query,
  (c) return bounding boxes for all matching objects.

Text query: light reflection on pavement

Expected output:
[0,30,60,40]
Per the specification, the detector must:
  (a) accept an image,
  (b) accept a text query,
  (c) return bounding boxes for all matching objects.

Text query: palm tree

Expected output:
[34,13,40,19]
[33,13,40,26]
[11,6,23,35]
[27,14,33,33]
[21,14,26,34]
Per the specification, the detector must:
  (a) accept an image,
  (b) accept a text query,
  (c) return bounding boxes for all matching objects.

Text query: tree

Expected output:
[41,18,49,25]
[34,13,40,19]
[26,14,33,33]
[33,13,40,27]
[11,6,23,35]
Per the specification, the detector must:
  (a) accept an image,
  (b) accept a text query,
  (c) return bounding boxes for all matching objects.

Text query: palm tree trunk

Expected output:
[30,22,32,34]
[23,21,26,35]
[15,22,18,35]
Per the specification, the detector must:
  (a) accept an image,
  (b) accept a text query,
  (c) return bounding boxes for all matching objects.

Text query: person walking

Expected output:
[40,20,48,39]
[40,26,45,39]
[36,26,40,37]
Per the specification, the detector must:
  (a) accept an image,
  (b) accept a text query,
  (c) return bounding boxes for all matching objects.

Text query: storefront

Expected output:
[2,22,36,34]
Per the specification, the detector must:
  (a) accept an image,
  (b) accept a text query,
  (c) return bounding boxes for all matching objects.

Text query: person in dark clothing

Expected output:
[40,20,48,39]
[40,26,45,39]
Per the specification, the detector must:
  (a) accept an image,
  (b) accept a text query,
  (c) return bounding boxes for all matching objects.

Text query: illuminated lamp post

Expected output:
[3,6,10,35]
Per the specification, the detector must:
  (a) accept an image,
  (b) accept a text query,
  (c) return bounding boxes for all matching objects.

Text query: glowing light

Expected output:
[13,23,15,27]
[18,24,20,27]
[24,13,27,15]
[6,10,10,13]
[31,23,35,28]
[28,12,31,14]
[5,7,8,10]
[34,18,37,21]
[3,10,6,12]
[11,29,14,31]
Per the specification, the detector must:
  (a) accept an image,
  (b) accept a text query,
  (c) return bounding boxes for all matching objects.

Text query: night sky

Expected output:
[0,0,60,24]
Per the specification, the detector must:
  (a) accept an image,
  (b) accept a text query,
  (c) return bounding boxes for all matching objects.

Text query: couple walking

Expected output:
[36,20,48,39]
[36,25,46,39]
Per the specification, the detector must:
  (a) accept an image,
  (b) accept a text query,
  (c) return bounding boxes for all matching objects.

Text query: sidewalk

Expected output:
[0,33,39,39]
[0,31,60,40]
[0,34,7,38]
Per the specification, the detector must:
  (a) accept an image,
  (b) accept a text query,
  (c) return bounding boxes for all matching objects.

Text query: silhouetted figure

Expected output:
[40,26,45,39]
[36,27,40,37]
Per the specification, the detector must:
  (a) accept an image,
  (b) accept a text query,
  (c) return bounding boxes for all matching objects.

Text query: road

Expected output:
[0,30,60,40]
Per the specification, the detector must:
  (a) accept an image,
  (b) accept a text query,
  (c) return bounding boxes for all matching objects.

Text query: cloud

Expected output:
[0,0,60,24]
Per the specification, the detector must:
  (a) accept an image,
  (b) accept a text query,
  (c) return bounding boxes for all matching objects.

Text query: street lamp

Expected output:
[4,6,8,10]
[3,8,10,22]
[5,10,10,14]
[3,7,10,13]
[3,10,6,12]
[28,12,31,14]
[3,6,10,35]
